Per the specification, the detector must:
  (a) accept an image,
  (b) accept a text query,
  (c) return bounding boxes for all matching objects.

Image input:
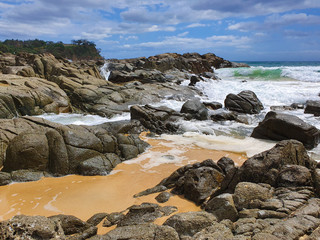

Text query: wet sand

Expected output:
[0,135,247,234]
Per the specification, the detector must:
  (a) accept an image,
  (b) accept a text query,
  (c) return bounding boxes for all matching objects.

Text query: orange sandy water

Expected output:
[0,135,247,234]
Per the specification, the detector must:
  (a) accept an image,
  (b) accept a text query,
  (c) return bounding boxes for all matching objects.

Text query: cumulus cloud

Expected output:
[228,13,320,32]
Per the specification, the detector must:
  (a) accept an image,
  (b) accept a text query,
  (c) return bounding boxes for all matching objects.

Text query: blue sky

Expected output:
[0,0,320,61]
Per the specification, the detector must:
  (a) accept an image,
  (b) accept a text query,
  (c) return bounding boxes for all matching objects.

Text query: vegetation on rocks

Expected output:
[0,39,102,60]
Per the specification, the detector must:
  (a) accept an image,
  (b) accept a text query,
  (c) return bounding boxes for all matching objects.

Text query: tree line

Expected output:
[0,39,103,60]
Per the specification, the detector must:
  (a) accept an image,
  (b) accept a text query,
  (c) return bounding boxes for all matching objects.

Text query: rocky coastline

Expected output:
[1,51,320,239]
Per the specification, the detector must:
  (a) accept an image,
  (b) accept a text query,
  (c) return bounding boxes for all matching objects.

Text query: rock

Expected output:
[193,223,234,239]
[0,215,65,239]
[155,192,172,203]
[189,75,202,86]
[103,212,125,227]
[203,101,222,110]
[305,100,320,116]
[204,193,238,222]
[217,157,236,174]
[102,223,179,240]
[0,172,11,185]
[163,211,217,238]
[117,203,173,227]
[67,226,98,240]
[180,98,208,120]
[237,140,316,187]
[0,117,149,183]
[0,74,70,119]
[277,165,312,187]
[233,182,273,210]
[251,111,320,149]
[11,169,44,182]
[173,166,225,205]
[78,154,113,175]
[49,214,93,235]
[225,90,263,114]
[86,213,108,226]
[3,132,49,172]
[130,104,184,134]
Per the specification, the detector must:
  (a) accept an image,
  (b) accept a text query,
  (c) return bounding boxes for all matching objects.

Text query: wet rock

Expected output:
[189,75,203,86]
[155,192,172,203]
[0,215,65,239]
[180,98,208,120]
[163,211,217,238]
[251,111,320,149]
[224,90,263,114]
[205,193,238,221]
[233,182,273,210]
[78,154,113,175]
[86,213,108,226]
[49,214,93,235]
[203,101,222,110]
[305,100,320,116]
[130,104,183,134]
[210,111,238,122]
[11,169,44,182]
[0,172,11,185]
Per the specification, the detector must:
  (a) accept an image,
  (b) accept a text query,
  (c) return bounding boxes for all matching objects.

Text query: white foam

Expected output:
[161,133,276,157]
[100,62,111,80]
[35,112,130,126]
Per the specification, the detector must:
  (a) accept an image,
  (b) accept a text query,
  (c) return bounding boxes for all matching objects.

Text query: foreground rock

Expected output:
[2,140,320,239]
[225,90,264,114]
[0,116,148,185]
[251,111,320,149]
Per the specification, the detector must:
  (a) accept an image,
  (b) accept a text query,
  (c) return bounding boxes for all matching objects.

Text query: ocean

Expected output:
[37,61,320,160]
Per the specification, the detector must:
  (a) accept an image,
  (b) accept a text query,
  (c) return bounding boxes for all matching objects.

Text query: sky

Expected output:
[0,0,320,61]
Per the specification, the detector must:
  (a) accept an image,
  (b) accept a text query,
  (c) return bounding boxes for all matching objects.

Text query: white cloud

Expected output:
[186,23,207,28]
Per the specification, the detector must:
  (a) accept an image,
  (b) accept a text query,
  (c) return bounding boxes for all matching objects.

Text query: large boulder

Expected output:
[134,159,225,205]
[0,116,149,184]
[224,90,263,114]
[180,98,208,120]
[237,140,316,187]
[251,111,320,149]
[3,132,49,172]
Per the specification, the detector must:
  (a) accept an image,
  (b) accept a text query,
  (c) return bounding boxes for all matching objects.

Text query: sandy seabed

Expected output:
[0,134,247,234]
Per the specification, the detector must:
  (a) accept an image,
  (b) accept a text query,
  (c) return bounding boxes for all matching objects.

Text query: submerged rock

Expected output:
[251,111,320,149]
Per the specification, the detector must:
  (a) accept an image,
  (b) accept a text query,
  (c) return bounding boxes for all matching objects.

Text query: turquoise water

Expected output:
[241,61,320,67]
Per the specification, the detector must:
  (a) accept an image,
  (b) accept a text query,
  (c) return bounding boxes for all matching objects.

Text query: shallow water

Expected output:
[0,134,246,234]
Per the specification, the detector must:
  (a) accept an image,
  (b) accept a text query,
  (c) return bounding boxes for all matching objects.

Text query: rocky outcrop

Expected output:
[107,52,247,84]
[225,90,264,114]
[0,74,71,118]
[0,116,149,185]
[251,111,320,149]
